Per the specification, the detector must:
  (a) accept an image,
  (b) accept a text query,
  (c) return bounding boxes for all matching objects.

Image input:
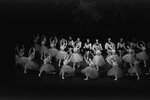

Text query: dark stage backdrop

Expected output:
[2,0,149,48]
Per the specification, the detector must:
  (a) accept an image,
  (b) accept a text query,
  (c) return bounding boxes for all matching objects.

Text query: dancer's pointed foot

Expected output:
[114,78,118,81]
[137,77,140,80]
[84,77,88,80]
[146,73,149,75]
[62,76,65,79]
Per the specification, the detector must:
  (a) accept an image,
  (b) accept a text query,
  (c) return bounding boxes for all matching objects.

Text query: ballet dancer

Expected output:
[39,51,55,77]
[83,39,92,53]
[117,38,125,59]
[70,38,83,69]
[122,42,135,67]
[105,38,115,55]
[67,36,74,50]
[106,55,123,81]
[128,58,142,80]
[15,44,29,67]
[48,36,59,58]
[24,47,39,73]
[39,35,49,56]
[81,57,99,80]
[56,38,68,66]
[59,53,75,79]
[33,34,40,53]
[92,41,105,71]
[136,40,149,67]
[92,39,103,54]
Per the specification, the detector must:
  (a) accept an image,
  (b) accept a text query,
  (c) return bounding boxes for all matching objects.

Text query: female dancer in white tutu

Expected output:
[117,38,125,59]
[128,58,142,80]
[83,39,92,53]
[106,55,123,81]
[122,42,135,67]
[81,57,99,80]
[105,38,115,55]
[136,40,149,67]
[39,35,49,56]
[24,47,39,73]
[56,38,68,66]
[59,54,75,79]
[48,36,59,58]
[92,40,105,71]
[39,51,55,77]
[70,38,83,69]
[33,34,40,53]
[15,44,29,68]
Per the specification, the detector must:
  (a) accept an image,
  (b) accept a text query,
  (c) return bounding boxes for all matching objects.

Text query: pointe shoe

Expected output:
[73,67,75,70]
[62,77,65,79]
[24,70,26,73]
[38,74,41,77]
[137,77,140,80]
[84,78,88,80]
[146,73,149,75]
[114,78,118,81]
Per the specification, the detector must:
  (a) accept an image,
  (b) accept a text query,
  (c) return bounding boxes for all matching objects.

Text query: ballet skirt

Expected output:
[112,54,121,64]
[24,60,39,70]
[128,65,142,75]
[70,48,83,63]
[16,56,29,66]
[107,62,123,78]
[93,51,105,67]
[34,43,40,52]
[70,53,83,63]
[122,53,135,63]
[40,63,55,73]
[59,65,75,75]
[48,47,59,57]
[136,47,149,60]
[39,45,48,55]
[81,65,99,79]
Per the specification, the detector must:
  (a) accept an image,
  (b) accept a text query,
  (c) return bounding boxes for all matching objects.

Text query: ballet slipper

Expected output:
[62,76,65,79]
[114,78,118,81]
[146,73,149,75]
[84,77,88,80]
[38,74,41,77]
[137,77,140,80]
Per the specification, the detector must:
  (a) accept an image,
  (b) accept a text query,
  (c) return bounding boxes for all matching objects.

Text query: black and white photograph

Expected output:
[2,0,150,100]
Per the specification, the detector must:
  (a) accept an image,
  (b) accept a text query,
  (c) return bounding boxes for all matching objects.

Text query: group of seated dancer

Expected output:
[15,34,150,81]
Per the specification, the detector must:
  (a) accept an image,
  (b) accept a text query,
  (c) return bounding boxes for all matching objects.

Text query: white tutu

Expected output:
[56,51,67,60]
[16,56,29,66]
[24,61,39,70]
[93,55,105,67]
[81,66,99,79]
[128,66,142,75]
[136,51,149,60]
[59,65,75,75]
[113,54,121,64]
[48,48,59,57]
[40,63,55,72]
[39,45,48,55]
[122,54,135,63]
[34,43,40,52]
[107,66,123,78]
[70,53,83,63]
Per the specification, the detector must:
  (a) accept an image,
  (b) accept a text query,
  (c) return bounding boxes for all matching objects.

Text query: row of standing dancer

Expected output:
[15,34,150,81]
